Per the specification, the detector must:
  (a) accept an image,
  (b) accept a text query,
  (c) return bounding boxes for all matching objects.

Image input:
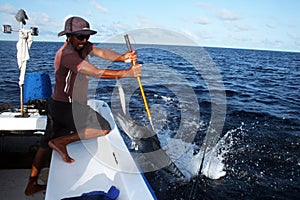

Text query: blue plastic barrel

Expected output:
[24,72,52,103]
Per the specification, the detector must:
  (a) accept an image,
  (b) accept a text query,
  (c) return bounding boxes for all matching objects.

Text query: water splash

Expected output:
[200,124,245,179]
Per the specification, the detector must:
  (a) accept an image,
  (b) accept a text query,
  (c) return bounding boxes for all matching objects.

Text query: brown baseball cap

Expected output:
[58,16,97,37]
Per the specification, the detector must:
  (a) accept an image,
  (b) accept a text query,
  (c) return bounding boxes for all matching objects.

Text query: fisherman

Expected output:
[25,16,141,196]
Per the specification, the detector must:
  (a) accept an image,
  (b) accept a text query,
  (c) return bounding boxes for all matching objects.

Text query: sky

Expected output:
[0,0,299,52]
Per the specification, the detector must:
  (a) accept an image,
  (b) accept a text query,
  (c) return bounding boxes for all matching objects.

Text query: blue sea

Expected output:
[0,41,299,199]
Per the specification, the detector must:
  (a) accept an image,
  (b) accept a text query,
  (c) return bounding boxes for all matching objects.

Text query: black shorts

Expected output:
[40,98,111,148]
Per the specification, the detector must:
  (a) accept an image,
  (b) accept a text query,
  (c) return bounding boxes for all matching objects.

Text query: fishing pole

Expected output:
[124,34,154,129]
[189,136,209,199]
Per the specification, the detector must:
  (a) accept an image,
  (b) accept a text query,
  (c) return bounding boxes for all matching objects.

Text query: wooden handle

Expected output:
[124,34,152,121]
[136,76,152,120]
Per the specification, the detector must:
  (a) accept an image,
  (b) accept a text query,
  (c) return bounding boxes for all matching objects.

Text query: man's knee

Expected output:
[79,128,110,139]
[102,129,110,136]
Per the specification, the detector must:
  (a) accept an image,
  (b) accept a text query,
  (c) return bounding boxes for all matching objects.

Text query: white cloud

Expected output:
[265,23,276,29]
[135,16,159,28]
[195,17,210,25]
[233,23,253,31]
[0,4,21,27]
[216,9,242,21]
[195,2,213,8]
[287,32,300,50]
[287,32,299,40]
[90,1,108,13]
[0,4,17,15]
[180,29,201,44]
[262,38,284,49]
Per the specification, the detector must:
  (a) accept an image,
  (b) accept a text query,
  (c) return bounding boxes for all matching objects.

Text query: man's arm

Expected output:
[78,60,141,79]
[91,46,137,63]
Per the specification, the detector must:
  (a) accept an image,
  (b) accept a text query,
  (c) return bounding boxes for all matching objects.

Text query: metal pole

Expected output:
[19,22,24,117]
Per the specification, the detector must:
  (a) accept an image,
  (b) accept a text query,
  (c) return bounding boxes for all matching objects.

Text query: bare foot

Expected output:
[48,139,75,163]
[25,177,46,196]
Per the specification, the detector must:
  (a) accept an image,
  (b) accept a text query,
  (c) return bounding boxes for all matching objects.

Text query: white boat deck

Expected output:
[0,111,47,131]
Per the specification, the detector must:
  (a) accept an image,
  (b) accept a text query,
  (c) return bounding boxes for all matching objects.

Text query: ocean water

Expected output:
[0,41,299,199]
